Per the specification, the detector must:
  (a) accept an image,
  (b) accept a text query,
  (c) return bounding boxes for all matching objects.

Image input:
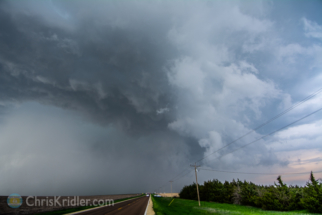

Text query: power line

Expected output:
[195,87,322,163]
[156,169,194,193]
[174,169,194,182]
[162,164,197,190]
[206,106,322,163]
[155,87,322,192]
[156,106,322,191]
[171,168,191,181]
[199,168,322,175]
[157,169,192,189]
[191,163,201,206]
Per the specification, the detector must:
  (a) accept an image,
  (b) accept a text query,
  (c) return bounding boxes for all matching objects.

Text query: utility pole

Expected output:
[169,181,173,193]
[190,163,201,206]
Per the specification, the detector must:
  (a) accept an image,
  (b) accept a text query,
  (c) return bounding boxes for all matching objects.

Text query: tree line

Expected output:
[179,171,322,213]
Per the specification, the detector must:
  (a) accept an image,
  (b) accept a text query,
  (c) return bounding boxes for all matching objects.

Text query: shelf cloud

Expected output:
[0,0,321,195]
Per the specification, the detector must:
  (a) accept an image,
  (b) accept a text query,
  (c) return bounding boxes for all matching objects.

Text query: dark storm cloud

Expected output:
[258,149,289,167]
[0,0,178,134]
[1,0,321,195]
[0,1,209,195]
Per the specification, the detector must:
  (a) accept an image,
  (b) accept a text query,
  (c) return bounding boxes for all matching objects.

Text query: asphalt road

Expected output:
[75,196,149,215]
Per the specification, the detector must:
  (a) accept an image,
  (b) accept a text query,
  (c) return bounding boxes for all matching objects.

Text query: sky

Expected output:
[0,0,322,196]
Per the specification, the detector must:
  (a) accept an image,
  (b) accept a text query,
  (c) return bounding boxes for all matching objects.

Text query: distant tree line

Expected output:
[179,172,322,213]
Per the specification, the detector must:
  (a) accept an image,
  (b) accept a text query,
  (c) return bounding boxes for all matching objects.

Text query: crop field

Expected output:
[152,196,321,215]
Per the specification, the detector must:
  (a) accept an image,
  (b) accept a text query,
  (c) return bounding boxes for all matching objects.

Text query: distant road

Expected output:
[72,196,149,215]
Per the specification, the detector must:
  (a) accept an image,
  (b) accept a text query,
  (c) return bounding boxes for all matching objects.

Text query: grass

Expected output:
[36,194,145,215]
[152,196,321,215]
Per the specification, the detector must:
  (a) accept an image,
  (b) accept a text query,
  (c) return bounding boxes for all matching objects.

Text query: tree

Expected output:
[301,171,322,213]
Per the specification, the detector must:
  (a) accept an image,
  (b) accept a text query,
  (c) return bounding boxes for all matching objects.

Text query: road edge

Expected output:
[144,196,149,215]
[146,195,155,215]
[64,196,143,215]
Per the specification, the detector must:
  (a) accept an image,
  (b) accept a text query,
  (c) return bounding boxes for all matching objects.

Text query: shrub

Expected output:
[179,172,321,212]
[300,171,322,213]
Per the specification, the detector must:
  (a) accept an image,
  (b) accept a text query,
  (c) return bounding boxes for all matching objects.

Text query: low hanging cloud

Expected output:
[0,0,322,195]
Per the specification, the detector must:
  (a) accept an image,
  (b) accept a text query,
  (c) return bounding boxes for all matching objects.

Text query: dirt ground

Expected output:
[146,195,154,215]
[158,193,179,197]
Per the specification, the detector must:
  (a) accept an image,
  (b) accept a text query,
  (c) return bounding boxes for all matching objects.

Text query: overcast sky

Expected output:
[0,0,322,196]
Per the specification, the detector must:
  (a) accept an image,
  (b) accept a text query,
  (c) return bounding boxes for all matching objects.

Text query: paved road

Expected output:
[75,196,149,215]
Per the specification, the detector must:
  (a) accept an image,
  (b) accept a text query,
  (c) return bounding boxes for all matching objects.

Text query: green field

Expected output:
[152,196,321,215]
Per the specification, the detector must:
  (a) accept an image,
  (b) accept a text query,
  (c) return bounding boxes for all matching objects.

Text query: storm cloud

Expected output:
[0,0,322,195]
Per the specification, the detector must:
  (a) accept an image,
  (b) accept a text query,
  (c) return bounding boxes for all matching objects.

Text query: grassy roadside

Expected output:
[151,195,321,215]
[36,194,145,215]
